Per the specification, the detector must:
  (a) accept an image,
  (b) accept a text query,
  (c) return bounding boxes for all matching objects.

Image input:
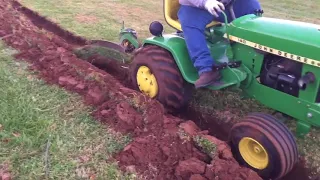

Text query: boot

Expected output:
[195,70,221,89]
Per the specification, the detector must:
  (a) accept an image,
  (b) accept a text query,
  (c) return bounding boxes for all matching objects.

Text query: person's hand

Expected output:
[204,0,225,17]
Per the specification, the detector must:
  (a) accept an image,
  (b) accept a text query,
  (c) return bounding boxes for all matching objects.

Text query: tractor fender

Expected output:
[142,34,198,83]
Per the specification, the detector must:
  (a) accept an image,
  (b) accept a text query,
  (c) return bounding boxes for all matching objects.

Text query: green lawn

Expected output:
[4,0,320,178]
[19,0,320,42]
[0,42,134,179]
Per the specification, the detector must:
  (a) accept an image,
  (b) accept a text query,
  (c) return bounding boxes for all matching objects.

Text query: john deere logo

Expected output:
[226,35,320,67]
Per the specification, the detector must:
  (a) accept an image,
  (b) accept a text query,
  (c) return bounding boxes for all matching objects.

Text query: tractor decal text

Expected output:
[226,35,320,67]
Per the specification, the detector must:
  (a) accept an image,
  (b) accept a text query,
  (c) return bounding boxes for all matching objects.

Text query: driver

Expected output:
[178,0,261,88]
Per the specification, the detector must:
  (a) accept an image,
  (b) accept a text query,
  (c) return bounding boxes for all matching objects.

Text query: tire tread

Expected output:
[129,45,192,111]
[229,113,298,180]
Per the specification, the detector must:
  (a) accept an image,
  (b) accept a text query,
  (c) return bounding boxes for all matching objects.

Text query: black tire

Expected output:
[129,45,193,111]
[228,113,298,180]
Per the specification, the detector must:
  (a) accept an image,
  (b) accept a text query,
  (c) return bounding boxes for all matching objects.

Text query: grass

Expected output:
[7,0,320,178]
[19,0,175,42]
[19,0,320,42]
[260,0,320,24]
[194,135,217,158]
[0,42,134,179]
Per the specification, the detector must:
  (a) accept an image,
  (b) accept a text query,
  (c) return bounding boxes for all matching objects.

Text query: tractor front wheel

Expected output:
[129,45,192,111]
[229,113,298,180]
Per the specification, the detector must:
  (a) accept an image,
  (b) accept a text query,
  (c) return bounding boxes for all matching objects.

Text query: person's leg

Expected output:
[176,1,261,88]
[232,0,261,17]
[215,0,262,22]
[178,5,215,74]
[178,5,221,88]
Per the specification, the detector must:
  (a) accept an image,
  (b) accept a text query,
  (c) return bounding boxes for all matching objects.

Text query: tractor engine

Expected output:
[260,55,303,97]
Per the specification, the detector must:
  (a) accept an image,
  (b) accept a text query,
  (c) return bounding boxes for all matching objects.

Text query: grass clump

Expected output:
[194,135,217,158]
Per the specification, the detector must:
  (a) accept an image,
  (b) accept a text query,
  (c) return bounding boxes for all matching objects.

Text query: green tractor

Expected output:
[78,0,320,179]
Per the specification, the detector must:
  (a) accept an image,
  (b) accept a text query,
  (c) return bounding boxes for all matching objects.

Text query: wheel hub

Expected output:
[239,137,269,170]
[254,145,262,153]
[136,66,158,98]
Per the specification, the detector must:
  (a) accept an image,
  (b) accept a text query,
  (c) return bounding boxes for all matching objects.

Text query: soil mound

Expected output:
[0,0,262,179]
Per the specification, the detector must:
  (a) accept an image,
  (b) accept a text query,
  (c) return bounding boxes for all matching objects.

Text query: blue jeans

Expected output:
[177,0,261,75]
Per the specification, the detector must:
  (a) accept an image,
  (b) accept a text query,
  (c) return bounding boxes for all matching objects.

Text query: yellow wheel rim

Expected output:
[136,66,158,98]
[239,137,269,170]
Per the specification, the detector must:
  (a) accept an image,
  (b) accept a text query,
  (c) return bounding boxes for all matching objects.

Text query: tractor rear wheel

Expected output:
[229,113,298,180]
[129,45,192,111]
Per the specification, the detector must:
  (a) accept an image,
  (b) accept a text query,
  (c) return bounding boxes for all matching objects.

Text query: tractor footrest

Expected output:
[207,64,247,90]
[213,61,242,71]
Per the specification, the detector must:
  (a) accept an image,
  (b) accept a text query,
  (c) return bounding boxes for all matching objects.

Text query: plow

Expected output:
[11,0,320,179]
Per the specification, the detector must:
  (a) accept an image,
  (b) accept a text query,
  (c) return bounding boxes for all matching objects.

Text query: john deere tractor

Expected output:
[98,0,320,179]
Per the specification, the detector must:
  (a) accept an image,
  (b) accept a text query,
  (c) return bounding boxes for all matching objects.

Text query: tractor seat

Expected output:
[164,0,221,31]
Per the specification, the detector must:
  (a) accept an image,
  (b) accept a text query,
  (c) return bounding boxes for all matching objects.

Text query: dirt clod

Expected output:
[116,102,143,131]
[0,164,11,180]
[125,165,136,174]
[75,83,85,91]
[58,76,78,86]
[190,174,207,180]
[86,87,107,105]
[1,173,11,180]
[205,158,262,180]
[175,157,206,179]
[179,120,201,136]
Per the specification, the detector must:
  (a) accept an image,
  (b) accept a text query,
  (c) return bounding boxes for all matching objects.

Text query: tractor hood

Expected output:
[228,14,320,65]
